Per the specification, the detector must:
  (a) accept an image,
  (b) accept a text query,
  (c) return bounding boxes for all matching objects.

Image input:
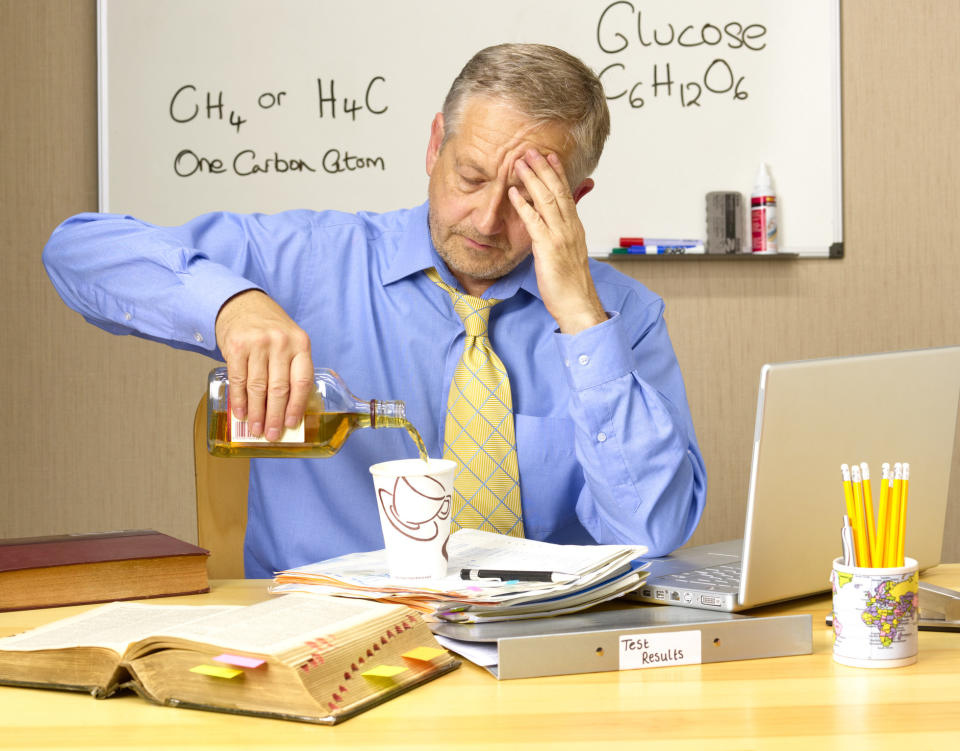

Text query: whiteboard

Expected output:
[99,0,842,257]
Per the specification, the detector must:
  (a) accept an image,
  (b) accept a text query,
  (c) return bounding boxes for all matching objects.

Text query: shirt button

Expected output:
[123,312,132,321]
[578,354,590,366]
[597,432,607,443]
[194,332,204,343]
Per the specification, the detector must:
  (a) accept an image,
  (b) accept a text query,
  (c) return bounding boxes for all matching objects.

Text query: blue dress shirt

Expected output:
[43,201,707,576]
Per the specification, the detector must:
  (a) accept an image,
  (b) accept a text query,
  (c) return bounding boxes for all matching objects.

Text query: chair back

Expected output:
[194,393,249,578]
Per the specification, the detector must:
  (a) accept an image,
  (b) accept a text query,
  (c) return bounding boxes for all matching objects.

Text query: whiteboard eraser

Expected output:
[706,191,744,254]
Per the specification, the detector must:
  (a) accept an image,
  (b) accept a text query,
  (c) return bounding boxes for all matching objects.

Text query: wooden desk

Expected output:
[3,568,960,750]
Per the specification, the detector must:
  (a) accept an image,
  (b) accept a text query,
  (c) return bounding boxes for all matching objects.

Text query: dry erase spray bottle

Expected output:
[751,162,778,253]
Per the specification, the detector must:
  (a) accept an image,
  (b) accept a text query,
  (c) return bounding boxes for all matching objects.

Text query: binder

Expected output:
[432,606,812,680]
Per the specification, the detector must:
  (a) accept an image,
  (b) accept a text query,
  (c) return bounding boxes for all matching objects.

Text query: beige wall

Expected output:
[2,1,958,558]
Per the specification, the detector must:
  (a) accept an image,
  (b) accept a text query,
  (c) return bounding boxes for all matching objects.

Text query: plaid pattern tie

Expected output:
[425,268,524,537]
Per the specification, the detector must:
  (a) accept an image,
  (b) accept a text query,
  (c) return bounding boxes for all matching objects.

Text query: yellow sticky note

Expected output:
[402,647,447,662]
[361,664,407,679]
[190,664,244,679]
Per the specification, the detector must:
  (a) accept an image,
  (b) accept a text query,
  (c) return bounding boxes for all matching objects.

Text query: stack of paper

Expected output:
[272,530,648,623]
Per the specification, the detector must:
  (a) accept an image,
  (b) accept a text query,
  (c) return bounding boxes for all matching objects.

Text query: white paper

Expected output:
[272,529,648,622]
[432,634,499,668]
[277,529,644,597]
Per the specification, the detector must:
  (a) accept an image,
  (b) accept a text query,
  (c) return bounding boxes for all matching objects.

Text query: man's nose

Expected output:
[472,186,506,237]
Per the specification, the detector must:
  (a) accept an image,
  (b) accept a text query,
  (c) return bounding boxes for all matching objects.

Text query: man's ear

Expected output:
[572,178,595,204]
[426,113,445,176]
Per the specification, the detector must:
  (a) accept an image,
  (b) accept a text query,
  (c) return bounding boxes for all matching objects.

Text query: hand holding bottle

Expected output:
[214,289,314,441]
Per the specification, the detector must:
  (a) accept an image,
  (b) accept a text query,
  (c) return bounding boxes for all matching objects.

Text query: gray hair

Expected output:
[441,43,610,184]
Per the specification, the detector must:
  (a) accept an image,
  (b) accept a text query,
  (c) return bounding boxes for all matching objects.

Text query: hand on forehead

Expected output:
[456,97,573,185]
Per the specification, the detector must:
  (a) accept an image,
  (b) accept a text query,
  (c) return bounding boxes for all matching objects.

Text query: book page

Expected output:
[146,593,405,656]
[0,602,236,655]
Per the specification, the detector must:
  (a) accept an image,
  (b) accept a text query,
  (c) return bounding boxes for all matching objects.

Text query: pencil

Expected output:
[850,463,871,567]
[886,463,903,568]
[859,462,877,567]
[841,464,856,522]
[884,468,896,566]
[896,462,909,567]
[875,463,891,567]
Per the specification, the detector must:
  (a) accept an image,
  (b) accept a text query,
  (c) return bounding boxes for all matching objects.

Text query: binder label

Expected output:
[618,630,701,670]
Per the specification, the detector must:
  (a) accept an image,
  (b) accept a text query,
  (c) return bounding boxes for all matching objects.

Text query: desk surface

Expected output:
[3,567,960,750]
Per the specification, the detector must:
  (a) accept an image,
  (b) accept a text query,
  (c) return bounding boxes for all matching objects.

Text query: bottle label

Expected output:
[751,197,778,253]
[229,407,305,444]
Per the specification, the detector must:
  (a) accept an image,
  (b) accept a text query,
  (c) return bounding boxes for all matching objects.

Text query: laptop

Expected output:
[630,346,960,612]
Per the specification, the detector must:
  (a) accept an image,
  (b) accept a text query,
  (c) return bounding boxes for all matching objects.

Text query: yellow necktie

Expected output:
[425,268,524,537]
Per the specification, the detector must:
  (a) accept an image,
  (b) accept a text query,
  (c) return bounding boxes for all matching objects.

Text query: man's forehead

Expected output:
[449,99,572,171]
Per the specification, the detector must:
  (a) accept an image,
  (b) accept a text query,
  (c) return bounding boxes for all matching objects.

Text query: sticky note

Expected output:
[190,664,244,679]
[213,654,266,669]
[361,665,407,679]
[402,647,447,662]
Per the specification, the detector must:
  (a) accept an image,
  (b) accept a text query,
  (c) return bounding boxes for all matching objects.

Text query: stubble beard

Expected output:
[428,209,520,282]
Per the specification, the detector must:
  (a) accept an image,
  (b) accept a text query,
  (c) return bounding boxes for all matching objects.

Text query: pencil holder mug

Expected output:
[830,557,919,668]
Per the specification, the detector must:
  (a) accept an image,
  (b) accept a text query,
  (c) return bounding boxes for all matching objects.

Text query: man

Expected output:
[44,44,706,577]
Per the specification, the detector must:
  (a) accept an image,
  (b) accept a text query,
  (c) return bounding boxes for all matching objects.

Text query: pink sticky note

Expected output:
[213,654,266,669]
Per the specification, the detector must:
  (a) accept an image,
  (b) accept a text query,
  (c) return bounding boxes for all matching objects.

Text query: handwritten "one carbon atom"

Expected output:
[173,148,384,177]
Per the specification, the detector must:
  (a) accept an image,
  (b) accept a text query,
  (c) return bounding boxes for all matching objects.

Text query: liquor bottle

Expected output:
[206,366,427,460]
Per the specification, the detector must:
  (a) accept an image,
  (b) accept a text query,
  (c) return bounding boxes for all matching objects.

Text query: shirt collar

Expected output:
[381,201,543,302]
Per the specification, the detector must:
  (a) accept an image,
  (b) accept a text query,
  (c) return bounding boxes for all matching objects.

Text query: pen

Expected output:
[459,568,574,583]
[841,514,856,566]
[618,237,701,247]
[611,243,705,255]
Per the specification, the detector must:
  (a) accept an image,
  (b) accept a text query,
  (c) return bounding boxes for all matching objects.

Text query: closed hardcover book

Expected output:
[0,530,210,611]
[0,593,459,724]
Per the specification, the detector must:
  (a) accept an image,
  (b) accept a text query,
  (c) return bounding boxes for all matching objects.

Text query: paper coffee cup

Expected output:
[831,556,919,668]
[369,458,456,580]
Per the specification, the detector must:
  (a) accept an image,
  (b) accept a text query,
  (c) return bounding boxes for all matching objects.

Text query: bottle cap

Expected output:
[753,162,774,194]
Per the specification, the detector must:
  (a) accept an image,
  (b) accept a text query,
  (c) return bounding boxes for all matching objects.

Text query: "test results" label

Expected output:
[618,630,702,670]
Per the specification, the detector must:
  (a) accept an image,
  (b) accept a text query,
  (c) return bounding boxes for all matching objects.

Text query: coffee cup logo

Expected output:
[377,474,451,542]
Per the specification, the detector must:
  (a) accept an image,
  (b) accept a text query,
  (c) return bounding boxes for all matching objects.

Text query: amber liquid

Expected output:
[209,409,429,461]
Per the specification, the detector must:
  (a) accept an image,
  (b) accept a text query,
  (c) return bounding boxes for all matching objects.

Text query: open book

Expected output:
[0,593,458,724]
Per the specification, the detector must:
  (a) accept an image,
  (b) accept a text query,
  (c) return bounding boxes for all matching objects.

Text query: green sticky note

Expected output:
[190,664,244,679]
[361,664,407,679]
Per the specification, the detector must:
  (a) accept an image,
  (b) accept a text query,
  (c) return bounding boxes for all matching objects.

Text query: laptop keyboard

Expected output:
[658,561,742,592]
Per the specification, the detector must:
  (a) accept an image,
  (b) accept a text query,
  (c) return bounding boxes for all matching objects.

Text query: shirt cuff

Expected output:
[555,311,633,391]
[174,257,262,350]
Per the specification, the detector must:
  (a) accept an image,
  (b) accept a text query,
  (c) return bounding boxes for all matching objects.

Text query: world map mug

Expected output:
[831,556,919,668]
